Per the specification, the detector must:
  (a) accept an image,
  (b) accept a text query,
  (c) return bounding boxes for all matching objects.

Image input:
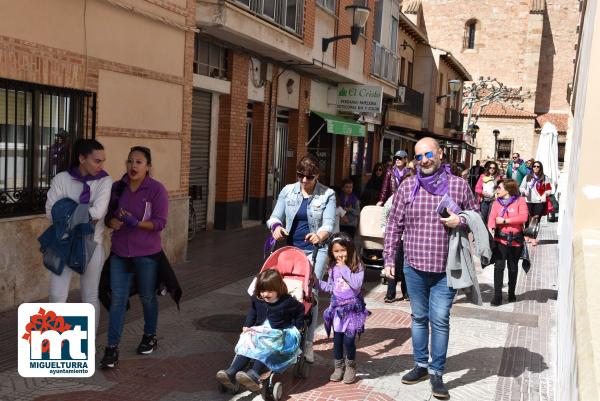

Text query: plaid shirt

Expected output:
[384,174,479,273]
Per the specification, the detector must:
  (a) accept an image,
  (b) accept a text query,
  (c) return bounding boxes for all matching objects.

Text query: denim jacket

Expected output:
[38,198,97,275]
[267,182,336,236]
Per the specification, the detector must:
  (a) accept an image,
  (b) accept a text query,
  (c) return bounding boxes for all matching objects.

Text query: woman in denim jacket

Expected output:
[267,154,336,363]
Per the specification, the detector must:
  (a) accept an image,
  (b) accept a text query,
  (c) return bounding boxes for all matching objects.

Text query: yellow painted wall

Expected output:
[98,70,183,132]
[99,136,183,191]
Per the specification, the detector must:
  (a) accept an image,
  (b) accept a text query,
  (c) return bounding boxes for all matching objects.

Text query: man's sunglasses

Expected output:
[415,151,434,162]
[297,172,316,181]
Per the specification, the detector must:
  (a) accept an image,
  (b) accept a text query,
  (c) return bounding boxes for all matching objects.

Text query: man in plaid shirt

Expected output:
[383,137,478,399]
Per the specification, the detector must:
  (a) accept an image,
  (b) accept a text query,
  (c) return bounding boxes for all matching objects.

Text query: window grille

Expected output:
[0,78,95,218]
[465,20,477,49]
[194,35,229,79]
[497,140,512,159]
[232,0,304,36]
[317,0,335,12]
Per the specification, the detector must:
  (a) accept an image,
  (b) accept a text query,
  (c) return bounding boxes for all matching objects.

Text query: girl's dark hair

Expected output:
[296,154,320,176]
[327,232,361,273]
[498,178,520,196]
[527,161,545,182]
[71,139,104,167]
[129,146,152,165]
[341,178,353,187]
[253,269,288,298]
[485,162,499,176]
[371,162,384,175]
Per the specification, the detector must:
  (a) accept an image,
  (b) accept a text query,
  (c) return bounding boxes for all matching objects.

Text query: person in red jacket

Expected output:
[487,179,529,306]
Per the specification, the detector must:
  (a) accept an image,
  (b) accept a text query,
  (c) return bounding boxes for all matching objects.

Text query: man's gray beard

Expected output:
[420,163,441,175]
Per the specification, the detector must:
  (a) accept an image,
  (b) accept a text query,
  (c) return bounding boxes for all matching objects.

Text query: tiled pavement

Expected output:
[0,222,558,401]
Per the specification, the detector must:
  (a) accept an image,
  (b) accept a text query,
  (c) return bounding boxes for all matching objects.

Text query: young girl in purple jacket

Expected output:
[314,232,370,384]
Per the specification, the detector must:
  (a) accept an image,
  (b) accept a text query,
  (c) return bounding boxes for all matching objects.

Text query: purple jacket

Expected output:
[109,175,169,258]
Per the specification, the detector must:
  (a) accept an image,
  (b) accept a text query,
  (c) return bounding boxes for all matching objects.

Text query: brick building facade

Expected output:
[412,0,580,163]
[0,0,195,311]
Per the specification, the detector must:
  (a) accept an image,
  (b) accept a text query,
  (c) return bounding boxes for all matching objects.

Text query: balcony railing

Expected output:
[370,41,398,84]
[232,0,304,36]
[391,85,424,118]
[444,108,463,130]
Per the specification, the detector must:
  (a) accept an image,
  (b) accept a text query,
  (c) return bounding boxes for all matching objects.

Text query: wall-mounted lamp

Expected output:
[493,129,500,159]
[322,5,370,53]
[286,78,295,94]
[468,124,480,140]
[436,79,462,101]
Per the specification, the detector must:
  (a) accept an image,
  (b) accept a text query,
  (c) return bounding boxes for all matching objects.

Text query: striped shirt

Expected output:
[384,174,478,273]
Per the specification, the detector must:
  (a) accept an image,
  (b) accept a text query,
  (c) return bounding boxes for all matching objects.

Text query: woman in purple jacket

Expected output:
[100,146,169,369]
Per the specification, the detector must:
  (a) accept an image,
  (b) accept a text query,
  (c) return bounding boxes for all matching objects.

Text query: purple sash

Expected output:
[410,164,451,203]
[68,167,109,204]
[341,192,358,209]
[497,195,519,217]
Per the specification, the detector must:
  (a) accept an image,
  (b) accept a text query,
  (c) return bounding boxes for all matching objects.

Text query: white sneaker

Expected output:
[304,341,314,363]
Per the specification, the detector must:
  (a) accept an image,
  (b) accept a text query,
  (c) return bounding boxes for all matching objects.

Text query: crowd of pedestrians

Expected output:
[41,137,557,400]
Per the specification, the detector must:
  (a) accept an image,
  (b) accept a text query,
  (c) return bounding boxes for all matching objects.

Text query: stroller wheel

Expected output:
[260,384,272,401]
[380,276,387,285]
[217,382,227,393]
[272,382,283,401]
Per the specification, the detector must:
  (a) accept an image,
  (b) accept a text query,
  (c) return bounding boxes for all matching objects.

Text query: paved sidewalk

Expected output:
[0,222,558,401]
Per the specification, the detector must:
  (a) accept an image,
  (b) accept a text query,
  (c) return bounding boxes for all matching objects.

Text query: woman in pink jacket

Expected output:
[487,178,529,306]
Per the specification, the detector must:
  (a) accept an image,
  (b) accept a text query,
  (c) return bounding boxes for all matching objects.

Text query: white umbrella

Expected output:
[535,122,560,191]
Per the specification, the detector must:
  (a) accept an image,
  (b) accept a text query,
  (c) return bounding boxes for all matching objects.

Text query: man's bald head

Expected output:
[414,137,443,175]
[415,137,441,152]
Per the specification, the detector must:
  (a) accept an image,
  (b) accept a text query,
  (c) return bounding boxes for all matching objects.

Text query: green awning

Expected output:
[312,111,365,137]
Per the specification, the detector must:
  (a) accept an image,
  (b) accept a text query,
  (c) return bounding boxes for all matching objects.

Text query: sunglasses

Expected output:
[533,165,541,168]
[415,151,434,162]
[297,172,316,181]
[376,168,383,171]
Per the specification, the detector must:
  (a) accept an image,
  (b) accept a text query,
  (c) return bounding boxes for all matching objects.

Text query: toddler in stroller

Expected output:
[216,246,314,400]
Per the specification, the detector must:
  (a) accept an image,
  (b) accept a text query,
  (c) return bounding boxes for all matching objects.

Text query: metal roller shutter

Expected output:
[190,90,211,231]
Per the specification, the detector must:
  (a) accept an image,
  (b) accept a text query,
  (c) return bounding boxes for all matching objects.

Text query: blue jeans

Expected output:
[107,254,159,346]
[333,332,356,360]
[403,264,457,375]
[305,246,328,343]
[226,354,268,377]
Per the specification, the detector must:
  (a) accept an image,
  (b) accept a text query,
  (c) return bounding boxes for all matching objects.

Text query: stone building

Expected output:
[411,0,580,165]
[0,0,195,311]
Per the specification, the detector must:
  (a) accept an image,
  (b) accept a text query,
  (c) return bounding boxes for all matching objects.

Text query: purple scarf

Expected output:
[68,167,109,204]
[497,195,519,217]
[528,174,543,189]
[410,164,452,203]
[392,166,408,187]
[340,192,358,209]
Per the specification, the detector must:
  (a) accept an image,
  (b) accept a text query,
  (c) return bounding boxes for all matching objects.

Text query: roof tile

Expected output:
[536,113,569,132]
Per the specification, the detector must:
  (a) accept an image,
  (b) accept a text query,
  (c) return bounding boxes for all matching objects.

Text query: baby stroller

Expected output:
[218,246,316,401]
[358,205,387,284]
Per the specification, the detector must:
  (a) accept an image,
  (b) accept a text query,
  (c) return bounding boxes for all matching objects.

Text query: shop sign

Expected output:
[337,85,383,113]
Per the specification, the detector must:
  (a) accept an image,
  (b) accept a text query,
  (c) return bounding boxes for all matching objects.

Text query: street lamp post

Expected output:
[322,6,371,52]
[493,129,500,160]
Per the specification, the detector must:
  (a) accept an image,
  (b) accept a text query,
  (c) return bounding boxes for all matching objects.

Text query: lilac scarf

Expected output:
[340,192,358,209]
[497,195,519,217]
[392,166,408,187]
[410,164,452,203]
[68,167,109,204]
[528,174,543,189]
